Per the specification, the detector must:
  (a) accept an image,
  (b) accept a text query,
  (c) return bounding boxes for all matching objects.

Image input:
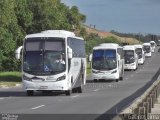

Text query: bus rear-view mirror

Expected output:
[15,46,23,60]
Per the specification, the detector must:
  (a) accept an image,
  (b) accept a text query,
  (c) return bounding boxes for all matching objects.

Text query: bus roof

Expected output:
[150,41,156,43]
[143,43,151,46]
[134,44,143,49]
[25,30,84,40]
[100,43,119,47]
[123,45,135,50]
[93,43,122,50]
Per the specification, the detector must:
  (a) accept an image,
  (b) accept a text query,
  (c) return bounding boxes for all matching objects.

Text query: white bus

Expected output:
[123,45,138,70]
[91,43,124,82]
[15,30,86,96]
[143,43,152,57]
[157,40,160,46]
[150,41,156,52]
[134,44,145,65]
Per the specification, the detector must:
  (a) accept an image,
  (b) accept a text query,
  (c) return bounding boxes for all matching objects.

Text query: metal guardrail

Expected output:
[118,78,160,119]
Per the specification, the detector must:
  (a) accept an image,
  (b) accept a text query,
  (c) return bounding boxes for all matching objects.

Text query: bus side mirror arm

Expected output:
[15,46,23,60]
[67,47,73,59]
[88,54,92,62]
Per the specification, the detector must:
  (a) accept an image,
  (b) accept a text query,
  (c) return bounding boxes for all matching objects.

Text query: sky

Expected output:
[61,0,160,34]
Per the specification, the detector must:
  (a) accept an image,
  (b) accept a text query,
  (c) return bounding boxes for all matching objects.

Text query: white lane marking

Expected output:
[31,105,45,110]
[93,89,99,92]
[108,84,112,87]
[0,98,4,100]
[71,95,79,98]
[125,78,129,80]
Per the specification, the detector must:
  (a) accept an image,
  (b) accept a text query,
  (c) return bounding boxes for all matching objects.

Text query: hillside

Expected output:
[84,25,140,44]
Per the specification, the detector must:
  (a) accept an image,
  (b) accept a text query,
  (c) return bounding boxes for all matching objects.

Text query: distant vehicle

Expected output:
[91,43,124,82]
[150,41,156,52]
[15,30,86,96]
[134,44,145,65]
[143,43,152,57]
[123,45,138,70]
[157,40,160,46]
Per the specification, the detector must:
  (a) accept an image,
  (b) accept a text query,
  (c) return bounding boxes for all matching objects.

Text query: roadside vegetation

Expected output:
[0,72,21,87]
[1,0,156,86]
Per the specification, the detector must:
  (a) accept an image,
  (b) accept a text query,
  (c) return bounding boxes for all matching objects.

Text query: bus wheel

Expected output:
[77,86,82,93]
[65,90,71,96]
[116,79,119,82]
[27,90,34,96]
[94,79,98,82]
[120,77,123,81]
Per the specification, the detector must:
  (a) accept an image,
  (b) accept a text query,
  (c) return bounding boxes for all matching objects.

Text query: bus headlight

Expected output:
[23,75,31,81]
[57,75,66,81]
[111,70,117,74]
[131,63,135,66]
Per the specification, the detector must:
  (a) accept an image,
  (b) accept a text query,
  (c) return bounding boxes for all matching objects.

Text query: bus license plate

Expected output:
[102,76,107,79]
[39,86,48,90]
[32,79,43,82]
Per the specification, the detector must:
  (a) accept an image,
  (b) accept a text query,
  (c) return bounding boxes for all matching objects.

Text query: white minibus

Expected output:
[150,41,156,52]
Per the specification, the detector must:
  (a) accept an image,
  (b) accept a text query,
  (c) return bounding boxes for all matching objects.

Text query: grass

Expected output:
[87,63,91,74]
[0,72,21,87]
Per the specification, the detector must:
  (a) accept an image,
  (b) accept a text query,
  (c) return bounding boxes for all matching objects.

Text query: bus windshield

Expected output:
[23,38,66,75]
[135,48,142,59]
[124,50,135,64]
[92,49,117,70]
[143,46,150,53]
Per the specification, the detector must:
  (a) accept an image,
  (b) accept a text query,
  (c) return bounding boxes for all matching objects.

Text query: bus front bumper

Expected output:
[138,58,144,64]
[124,63,136,70]
[91,71,119,80]
[23,80,68,91]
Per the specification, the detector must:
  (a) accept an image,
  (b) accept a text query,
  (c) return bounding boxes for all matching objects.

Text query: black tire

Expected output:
[65,90,71,96]
[116,79,119,82]
[72,88,77,93]
[94,79,98,82]
[27,90,34,96]
[77,86,82,93]
[120,77,123,81]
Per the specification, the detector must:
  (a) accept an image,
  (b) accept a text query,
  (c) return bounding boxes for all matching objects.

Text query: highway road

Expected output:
[0,48,160,120]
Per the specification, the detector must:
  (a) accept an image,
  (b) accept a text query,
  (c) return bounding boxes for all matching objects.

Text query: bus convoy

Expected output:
[15,30,157,96]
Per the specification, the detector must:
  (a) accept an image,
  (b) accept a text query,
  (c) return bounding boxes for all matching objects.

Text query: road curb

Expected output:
[0,84,21,89]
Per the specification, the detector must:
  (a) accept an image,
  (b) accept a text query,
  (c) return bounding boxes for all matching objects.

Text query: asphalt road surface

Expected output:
[0,48,160,120]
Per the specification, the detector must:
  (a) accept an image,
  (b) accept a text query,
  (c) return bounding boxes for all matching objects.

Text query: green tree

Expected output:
[0,0,86,71]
